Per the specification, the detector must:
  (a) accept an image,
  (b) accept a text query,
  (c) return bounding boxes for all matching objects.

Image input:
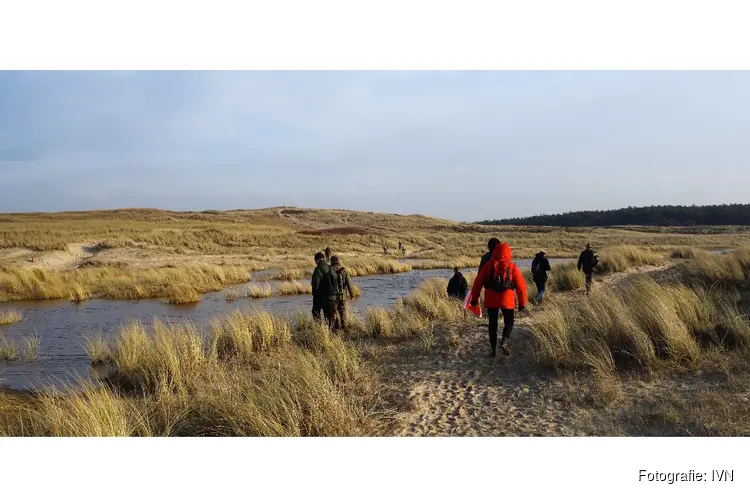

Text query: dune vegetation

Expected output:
[0,276,472,437]
[0,309,23,325]
[1,246,750,436]
[2,208,748,303]
[0,264,249,303]
[3,208,750,436]
[529,248,750,383]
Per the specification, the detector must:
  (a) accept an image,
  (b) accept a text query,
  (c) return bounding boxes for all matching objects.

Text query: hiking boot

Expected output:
[499,343,511,356]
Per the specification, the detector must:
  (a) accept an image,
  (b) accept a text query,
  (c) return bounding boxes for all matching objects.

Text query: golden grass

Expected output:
[248,284,273,299]
[408,255,479,270]
[0,306,374,436]
[671,246,710,259]
[69,284,90,303]
[0,264,248,302]
[83,333,111,365]
[210,310,292,361]
[342,258,412,277]
[596,245,666,274]
[269,269,307,281]
[21,334,40,361]
[276,280,313,295]
[0,337,18,361]
[529,274,747,373]
[681,246,750,287]
[162,282,202,304]
[0,309,23,325]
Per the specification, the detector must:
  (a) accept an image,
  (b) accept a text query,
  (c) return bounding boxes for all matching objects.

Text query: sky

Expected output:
[1,71,749,222]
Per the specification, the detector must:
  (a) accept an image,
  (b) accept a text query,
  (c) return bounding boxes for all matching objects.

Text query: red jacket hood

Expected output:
[492,243,512,264]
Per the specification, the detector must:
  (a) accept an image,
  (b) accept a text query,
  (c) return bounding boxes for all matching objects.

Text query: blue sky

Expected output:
[1,71,748,221]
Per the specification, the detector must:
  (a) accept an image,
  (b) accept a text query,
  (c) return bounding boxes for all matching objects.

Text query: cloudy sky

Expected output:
[0,71,748,221]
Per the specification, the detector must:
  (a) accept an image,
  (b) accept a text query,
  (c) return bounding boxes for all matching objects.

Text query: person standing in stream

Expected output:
[469,242,527,357]
[311,251,337,328]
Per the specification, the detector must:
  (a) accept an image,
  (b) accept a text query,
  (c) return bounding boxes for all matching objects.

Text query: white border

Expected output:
[1,0,750,69]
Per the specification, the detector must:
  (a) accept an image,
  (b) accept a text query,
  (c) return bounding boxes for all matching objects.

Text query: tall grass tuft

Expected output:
[0,337,19,361]
[83,333,111,365]
[248,284,273,299]
[0,309,23,325]
[671,246,710,259]
[22,334,40,361]
[210,310,292,362]
[276,280,312,295]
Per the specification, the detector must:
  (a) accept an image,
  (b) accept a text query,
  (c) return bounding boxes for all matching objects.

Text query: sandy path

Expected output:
[375,321,587,437]
[375,263,679,436]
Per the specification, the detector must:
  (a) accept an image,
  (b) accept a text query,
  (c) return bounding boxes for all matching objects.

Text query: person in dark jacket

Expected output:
[478,237,501,273]
[531,250,552,303]
[330,255,355,331]
[577,243,599,296]
[447,266,468,300]
[311,251,337,327]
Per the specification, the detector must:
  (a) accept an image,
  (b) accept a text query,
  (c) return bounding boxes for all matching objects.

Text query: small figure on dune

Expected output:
[401,246,406,257]
[383,244,388,255]
[325,246,332,262]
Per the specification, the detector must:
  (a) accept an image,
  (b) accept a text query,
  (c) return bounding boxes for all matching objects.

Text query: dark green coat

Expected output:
[335,267,354,300]
[311,261,337,300]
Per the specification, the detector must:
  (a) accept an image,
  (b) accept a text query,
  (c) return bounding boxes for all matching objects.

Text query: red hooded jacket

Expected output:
[470,243,527,310]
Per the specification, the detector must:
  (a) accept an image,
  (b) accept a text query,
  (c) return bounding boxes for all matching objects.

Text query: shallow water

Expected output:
[0,258,567,390]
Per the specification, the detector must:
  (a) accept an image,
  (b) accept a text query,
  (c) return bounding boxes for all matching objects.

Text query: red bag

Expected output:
[463,290,482,318]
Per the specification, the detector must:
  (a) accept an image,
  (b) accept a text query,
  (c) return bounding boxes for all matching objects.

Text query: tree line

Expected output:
[475,204,750,227]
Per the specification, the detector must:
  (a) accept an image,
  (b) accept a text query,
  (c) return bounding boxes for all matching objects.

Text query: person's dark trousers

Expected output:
[487,307,516,355]
[312,298,336,328]
[584,272,593,294]
[534,279,546,302]
[333,299,348,331]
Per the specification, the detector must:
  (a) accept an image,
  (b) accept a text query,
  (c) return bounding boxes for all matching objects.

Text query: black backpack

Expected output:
[316,266,338,298]
[485,264,516,293]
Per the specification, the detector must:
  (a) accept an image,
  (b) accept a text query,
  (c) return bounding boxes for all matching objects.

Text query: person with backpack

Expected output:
[311,251,338,328]
[469,242,527,357]
[478,237,500,273]
[577,243,599,296]
[324,246,332,262]
[531,250,552,303]
[329,255,355,331]
[447,266,468,300]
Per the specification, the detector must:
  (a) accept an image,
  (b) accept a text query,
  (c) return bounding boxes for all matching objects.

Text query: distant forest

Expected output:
[476,204,750,227]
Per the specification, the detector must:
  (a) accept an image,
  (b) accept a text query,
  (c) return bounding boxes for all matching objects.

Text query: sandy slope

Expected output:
[0,242,100,271]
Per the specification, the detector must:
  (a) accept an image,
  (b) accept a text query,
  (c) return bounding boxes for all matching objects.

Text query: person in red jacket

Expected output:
[469,242,527,357]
